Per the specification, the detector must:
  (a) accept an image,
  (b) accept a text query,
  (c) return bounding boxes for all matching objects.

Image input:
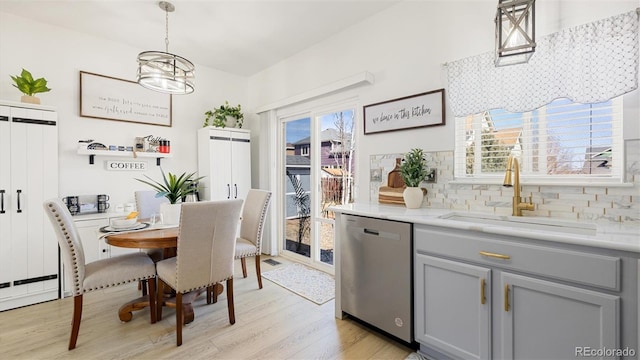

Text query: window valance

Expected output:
[447,10,638,117]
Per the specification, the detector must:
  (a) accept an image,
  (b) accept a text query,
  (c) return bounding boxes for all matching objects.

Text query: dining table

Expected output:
[104,226,224,324]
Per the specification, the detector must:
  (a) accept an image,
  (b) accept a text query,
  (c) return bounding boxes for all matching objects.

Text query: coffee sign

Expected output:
[105,160,147,171]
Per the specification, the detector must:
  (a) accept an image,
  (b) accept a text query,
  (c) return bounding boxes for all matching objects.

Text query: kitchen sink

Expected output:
[438,212,597,236]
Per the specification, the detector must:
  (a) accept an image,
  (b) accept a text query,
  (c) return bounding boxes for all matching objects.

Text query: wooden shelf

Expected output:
[77,148,172,166]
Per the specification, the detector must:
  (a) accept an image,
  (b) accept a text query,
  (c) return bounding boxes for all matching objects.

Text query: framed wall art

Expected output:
[80,71,172,127]
[363,88,445,135]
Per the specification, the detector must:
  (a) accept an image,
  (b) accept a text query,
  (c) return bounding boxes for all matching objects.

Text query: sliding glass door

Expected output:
[280,107,355,270]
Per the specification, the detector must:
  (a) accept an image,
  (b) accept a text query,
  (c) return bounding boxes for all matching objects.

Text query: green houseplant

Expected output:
[10,68,51,104]
[136,168,204,225]
[204,101,244,128]
[399,148,428,208]
[135,168,204,204]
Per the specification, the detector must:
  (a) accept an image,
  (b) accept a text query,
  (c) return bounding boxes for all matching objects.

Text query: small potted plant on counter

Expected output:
[204,100,244,128]
[135,168,204,225]
[399,148,428,209]
[10,68,52,104]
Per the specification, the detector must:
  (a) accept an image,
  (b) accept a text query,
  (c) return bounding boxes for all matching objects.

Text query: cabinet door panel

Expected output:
[231,132,251,200]
[501,272,619,360]
[415,253,491,360]
[209,134,233,200]
[0,108,11,299]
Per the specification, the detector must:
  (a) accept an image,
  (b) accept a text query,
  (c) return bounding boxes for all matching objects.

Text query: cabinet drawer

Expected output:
[414,225,620,291]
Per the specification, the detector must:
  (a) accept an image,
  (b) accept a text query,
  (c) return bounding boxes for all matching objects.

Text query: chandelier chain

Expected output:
[164,6,169,53]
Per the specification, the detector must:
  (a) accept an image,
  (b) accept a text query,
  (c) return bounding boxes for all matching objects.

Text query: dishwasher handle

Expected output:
[363,228,379,236]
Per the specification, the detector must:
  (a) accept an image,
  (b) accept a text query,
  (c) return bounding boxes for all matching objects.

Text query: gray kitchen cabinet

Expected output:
[414,253,491,360]
[414,224,633,360]
[499,272,619,360]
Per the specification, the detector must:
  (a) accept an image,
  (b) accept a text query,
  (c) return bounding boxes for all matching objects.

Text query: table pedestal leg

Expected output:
[118,294,153,322]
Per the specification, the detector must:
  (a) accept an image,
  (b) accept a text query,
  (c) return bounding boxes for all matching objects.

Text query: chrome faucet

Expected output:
[503,155,535,216]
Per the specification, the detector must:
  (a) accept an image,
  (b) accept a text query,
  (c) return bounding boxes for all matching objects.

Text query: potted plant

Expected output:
[399,148,428,209]
[135,168,204,225]
[204,100,244,128]
[10,68,52,105]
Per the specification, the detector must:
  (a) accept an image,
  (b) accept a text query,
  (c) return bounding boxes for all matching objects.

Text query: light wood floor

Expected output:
[0,256,413,359]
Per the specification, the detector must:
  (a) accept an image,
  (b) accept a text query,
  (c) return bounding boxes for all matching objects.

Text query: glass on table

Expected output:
[150,212,164,226]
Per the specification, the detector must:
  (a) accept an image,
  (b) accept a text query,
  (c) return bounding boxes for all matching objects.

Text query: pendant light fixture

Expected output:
[495,0,536,66]
[137,1,195,94]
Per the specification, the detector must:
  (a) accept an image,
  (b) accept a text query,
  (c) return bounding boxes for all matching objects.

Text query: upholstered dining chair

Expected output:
[134,190,169,295]
[134,190,169,221]
[155,199,243,346]
[43,198,157,350]
[235,189,272,289]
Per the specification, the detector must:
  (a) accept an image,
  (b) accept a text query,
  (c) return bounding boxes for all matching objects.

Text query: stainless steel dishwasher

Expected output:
[339,214,413,344]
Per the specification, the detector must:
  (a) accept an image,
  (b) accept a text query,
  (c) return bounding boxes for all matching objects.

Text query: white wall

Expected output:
[0,12,248,207]
[247,0,639,202]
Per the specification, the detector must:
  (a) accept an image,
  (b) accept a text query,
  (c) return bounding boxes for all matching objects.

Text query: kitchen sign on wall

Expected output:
[363,89,445,135]
[105,161,147,171]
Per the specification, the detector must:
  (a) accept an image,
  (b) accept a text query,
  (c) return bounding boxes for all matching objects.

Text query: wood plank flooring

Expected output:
[0,256,413,359]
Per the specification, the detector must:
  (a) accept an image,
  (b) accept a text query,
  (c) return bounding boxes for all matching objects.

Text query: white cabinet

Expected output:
[414,225,631,360]
[0,101,59,311]
[197,127,251,201]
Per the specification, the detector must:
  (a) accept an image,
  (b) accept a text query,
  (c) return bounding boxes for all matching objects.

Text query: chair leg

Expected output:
[255,255,263,289]
[241,257,248,278]
[140,279,148,296]
[69,295,83,350]
[226,278,235,325]
[176,292,183,346]
[156,279,164,321]
[212,283,219,303]
[206,285,213,304]
[147,278,157,324]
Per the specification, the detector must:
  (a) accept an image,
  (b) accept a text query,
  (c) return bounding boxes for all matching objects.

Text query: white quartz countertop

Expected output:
[330,203,640,254]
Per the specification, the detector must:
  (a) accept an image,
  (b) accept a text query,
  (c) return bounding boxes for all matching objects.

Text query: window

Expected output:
[455,97,623,182]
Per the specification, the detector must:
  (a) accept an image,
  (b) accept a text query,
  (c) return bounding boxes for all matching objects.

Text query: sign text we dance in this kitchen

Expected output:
[363,89,445,135]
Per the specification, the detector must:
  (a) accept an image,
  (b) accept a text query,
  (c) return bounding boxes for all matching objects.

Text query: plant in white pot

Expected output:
[203,100,244,128]
[10,68,51,104]
[135,168,204,225]
[399,148,428,209]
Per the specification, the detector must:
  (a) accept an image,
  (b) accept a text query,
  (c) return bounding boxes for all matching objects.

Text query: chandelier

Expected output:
[137,1,195,94]
[495,0,536,66]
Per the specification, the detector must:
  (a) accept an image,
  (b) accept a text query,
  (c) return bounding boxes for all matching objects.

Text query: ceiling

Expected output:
[0,0,401,76]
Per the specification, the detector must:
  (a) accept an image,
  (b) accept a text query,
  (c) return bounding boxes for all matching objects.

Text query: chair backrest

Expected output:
[175,200,243,293]
[43,198,86,296]
[238,189,272,250]
[134,190,169,219]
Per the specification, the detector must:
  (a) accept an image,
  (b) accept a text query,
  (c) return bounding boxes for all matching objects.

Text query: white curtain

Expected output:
[447,10,639,117]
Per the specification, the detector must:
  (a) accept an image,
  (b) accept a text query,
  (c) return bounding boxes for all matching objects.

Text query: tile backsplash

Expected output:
[369,140,640,224]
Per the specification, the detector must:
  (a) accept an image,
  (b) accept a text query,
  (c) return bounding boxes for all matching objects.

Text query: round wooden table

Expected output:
[105,227,223,324]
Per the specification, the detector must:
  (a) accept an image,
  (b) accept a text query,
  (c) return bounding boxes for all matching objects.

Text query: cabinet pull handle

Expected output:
[0,189,5,214]
[234,184,238,199]
[227,184,231,199]
[480,278,486,305]
[504,284,510,312]
[16,189,22,213]
[479,251,511,260]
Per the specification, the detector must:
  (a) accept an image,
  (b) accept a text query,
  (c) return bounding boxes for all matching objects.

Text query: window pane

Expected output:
[457,97,621,180]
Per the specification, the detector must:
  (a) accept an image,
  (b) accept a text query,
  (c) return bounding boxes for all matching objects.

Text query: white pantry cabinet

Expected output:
[414,224,634,360]
[197,127,251,201]
[0,101,59,311]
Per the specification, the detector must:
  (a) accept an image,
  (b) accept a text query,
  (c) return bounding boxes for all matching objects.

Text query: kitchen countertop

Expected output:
[330,202,640,254]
